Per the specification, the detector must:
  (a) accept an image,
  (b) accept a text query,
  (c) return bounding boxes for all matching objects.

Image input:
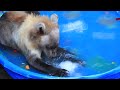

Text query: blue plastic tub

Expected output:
[0,11,120,79]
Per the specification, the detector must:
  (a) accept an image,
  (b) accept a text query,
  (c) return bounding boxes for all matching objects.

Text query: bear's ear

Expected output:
[50,14,58,24]
[6,11,27,23]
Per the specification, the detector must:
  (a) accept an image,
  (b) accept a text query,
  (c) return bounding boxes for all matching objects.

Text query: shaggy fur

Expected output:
[0,11,84,77]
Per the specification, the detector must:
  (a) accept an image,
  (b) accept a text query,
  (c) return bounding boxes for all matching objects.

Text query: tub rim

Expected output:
[0,51,120,79]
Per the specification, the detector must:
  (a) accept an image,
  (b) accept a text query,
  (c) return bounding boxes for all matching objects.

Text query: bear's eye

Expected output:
[39,26,44,35]
[36,23,45,35]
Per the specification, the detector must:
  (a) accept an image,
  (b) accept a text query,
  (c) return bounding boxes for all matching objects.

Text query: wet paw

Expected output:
[50,69,69,77]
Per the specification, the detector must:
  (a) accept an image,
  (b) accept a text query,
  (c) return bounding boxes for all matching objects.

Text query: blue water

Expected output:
[0,11,120,77]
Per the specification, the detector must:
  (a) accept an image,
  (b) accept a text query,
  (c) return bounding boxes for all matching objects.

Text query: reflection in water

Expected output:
[97,14,116,28]
[62,20,88,33]
[87,56,118,73]
[92,32,115,40]
[63,11,80,20]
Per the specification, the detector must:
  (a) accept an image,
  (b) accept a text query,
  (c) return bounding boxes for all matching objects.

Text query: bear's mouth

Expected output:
[42,46,58,58]
[45,45,58,50]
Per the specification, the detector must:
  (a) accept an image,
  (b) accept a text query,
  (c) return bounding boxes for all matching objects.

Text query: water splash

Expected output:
[59,61,82,77]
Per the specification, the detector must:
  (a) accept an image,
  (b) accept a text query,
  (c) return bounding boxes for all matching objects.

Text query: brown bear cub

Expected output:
[0,11,84,77]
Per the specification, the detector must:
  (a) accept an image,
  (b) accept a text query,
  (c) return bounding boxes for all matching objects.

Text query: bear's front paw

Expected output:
[49,69,69,77]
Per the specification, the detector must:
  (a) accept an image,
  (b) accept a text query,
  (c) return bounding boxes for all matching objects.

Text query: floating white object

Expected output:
[59,61,81,76]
